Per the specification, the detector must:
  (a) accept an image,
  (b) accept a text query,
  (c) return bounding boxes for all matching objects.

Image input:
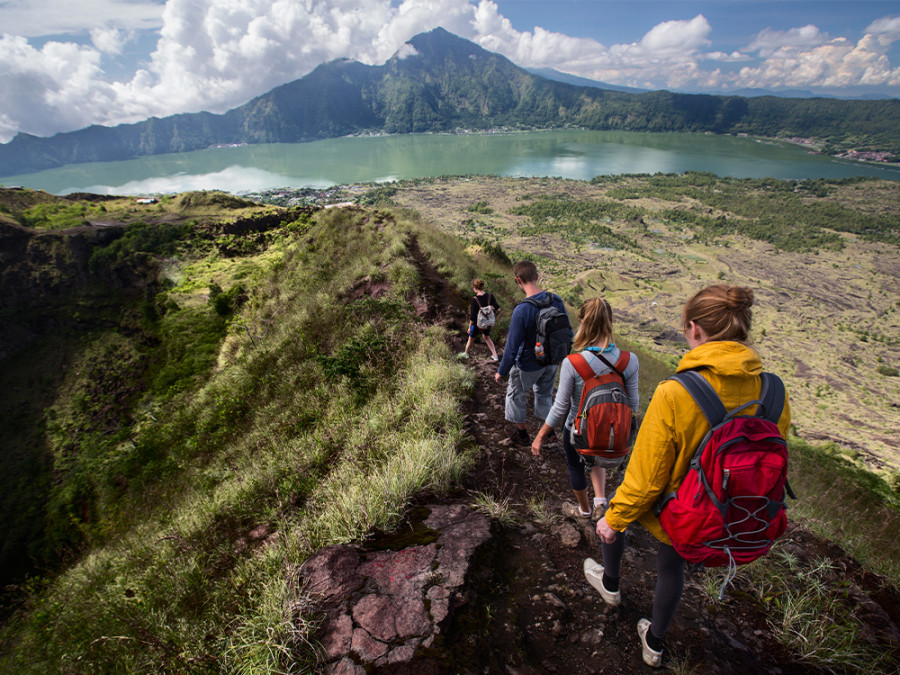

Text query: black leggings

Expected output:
[600,533,685,640]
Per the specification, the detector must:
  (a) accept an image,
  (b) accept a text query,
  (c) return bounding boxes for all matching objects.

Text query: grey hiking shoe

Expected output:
[583,558,621,606]
[561,501,590,520]
[637,618,663,667]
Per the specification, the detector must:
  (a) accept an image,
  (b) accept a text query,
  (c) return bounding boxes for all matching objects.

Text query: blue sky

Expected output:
[1,1,898,143]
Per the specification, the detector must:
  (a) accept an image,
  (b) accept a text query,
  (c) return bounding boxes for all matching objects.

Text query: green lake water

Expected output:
[2,130,898,195]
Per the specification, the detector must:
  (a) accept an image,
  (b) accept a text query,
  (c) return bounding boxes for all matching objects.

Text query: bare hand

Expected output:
[494,372,503,384]
[531,438,542,457]
[596,516,619,544]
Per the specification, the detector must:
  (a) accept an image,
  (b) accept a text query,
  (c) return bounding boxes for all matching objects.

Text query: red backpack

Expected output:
[568,351,635,459]
[656,370,792,577]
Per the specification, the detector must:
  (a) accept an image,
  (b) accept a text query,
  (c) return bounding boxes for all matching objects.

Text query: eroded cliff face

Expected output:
[0,221,155,360]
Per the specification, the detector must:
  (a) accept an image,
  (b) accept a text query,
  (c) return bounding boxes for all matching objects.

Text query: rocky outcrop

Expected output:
[301,504,491,673]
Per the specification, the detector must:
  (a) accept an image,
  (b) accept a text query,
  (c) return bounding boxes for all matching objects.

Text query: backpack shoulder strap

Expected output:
[592,350,629,381]
[522,294,551,309]
[567,353,595,382]
[758,372,785,424]
[669,370,727,427]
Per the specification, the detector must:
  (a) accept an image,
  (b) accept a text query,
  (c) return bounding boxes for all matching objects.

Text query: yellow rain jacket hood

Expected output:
[605,341,791,543]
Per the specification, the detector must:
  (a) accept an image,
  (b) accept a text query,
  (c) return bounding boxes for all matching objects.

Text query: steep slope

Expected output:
[2,28,899,176]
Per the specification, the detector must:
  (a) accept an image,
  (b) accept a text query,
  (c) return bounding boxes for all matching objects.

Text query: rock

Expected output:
[320,613,353,660]
[554,522,582,548]
[350,627,389,661]
[579,628,604,645]
[303,546,363,604]
[326,657,365,675]
[302,504,491,671]
[352,594,430,641]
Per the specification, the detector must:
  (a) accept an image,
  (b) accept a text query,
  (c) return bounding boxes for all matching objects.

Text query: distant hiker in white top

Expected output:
[459,279,500,361]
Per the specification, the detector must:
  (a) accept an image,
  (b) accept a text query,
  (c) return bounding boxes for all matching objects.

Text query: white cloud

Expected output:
[738,18,900,90]
[396,43,419,60]
[640,15,711,54]
[0,0,164,37]
[0,35,119,142]
[865,15,900,47]
[747,25,830,57]
[90,26,130,54]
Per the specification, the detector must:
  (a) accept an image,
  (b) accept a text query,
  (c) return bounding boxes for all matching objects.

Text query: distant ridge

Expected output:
[525,67,649,94]
[1,27,898,176]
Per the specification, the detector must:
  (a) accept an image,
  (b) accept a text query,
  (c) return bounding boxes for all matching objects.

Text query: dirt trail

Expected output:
[402,241,900,674]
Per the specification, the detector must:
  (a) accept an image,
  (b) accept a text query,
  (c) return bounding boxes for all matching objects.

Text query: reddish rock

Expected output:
[352,594,430,641]
[302,545,362,603]
[302,504,491,671]
[351,627,389,661]
[326,657,364,675]
[426,585,451,625]
[358,544,438,597]
[320,612,353,660]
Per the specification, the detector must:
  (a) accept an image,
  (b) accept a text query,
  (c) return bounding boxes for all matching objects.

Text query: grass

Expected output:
[0,206,479,672]
[527,496,562,527]
[702,548,893,673]
[787,436,900,584]
[469,491,516,525]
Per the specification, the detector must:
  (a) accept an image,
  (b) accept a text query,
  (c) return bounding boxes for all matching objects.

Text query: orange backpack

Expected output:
[568,351,635,459]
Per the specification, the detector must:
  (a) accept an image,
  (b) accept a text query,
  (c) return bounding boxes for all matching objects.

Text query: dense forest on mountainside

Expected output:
[0,178,898,672]
[1,27,898,177]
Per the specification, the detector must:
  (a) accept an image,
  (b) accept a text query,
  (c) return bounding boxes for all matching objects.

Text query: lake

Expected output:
[2,129,899,195]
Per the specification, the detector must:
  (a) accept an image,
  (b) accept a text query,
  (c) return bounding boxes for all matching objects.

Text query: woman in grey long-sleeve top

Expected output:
[532,298,639,520]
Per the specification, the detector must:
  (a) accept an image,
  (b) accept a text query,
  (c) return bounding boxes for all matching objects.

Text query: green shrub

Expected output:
[466,200,494,214]
[472,236,512,265]
[876,364,898,377]
[89,221,191,273]
[18,202,98,230]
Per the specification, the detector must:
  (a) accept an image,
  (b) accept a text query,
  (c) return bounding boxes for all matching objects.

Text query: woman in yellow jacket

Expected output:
[593,285,790,667]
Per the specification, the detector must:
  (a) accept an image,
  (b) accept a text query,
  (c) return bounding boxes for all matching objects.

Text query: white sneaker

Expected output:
[490,354,499,361]
[457,352,469,359]
[583,558,621,606]
[637,618,663,668]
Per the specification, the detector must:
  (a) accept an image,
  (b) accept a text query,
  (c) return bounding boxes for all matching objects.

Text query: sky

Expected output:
[1,0,898,144]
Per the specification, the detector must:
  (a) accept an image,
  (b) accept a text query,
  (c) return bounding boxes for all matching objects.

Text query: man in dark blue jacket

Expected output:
[495,261,570,445]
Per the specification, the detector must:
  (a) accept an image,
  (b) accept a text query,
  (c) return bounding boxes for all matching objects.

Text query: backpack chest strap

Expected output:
[568,351,630,382]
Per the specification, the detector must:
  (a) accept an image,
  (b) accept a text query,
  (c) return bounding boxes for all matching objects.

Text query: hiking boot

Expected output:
[583,558,621,606]
[561,501,590,520]
[507,426,530,446]
[637,619,663,668]
[592,499,608,521]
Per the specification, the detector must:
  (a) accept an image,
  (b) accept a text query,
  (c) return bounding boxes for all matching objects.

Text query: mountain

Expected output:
[1,27,899,177]
[525,66,649,94]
